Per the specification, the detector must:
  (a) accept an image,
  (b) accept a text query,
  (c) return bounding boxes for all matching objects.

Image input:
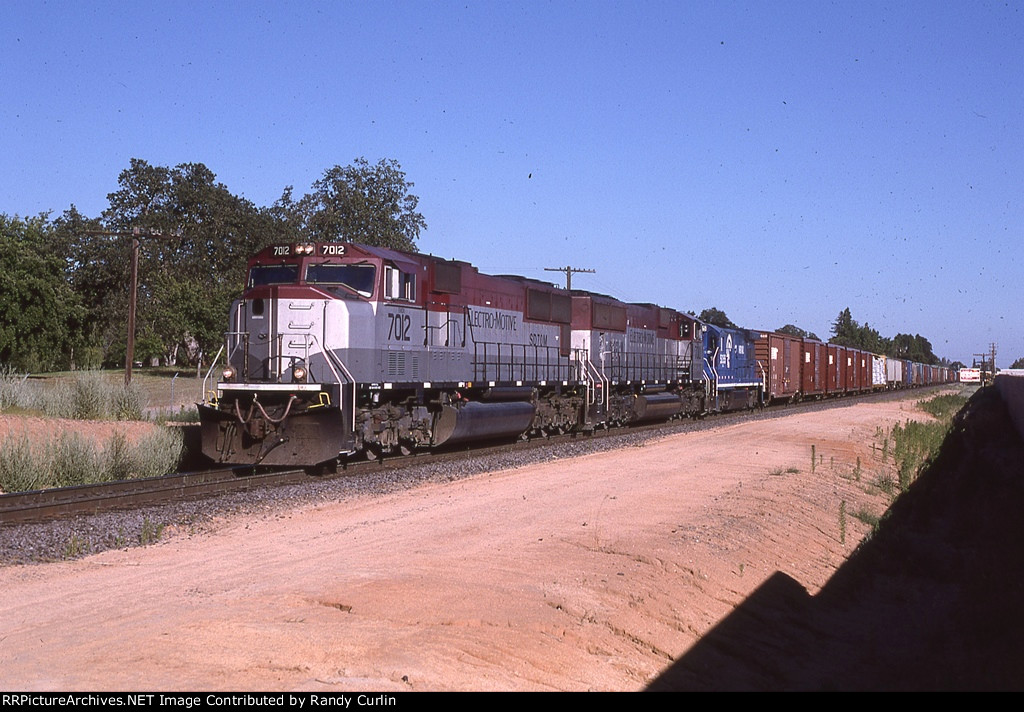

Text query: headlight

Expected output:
[292,365,307,382]
[222,366,235,381]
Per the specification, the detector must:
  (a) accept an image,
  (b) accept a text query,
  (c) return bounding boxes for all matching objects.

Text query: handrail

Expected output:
[201,345,225,404]
[471,342,583,384]
[584,355,609,409]
[319,345,356,434]
[756,359,768,399]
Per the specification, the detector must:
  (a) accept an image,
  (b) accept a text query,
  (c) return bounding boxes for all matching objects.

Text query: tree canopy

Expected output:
[0,157,427,371]
[0,214,86,371]
[698,307,737,329]
[830,307,939,364]
[278,157,426,251]
[777,324,821,341]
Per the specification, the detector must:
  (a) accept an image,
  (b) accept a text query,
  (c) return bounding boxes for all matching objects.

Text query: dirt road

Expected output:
[0,397,926,690]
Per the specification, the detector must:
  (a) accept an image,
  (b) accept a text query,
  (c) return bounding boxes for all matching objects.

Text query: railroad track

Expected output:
[0,386,950,527]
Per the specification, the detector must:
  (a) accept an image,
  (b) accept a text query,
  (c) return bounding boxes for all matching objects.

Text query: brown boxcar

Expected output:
[755,331,802,402]
[841,346,857,392]
[826,344,845,395]
[800,339,826,398]
[853,349,870,393]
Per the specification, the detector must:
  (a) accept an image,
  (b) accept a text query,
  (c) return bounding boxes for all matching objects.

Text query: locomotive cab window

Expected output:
[248,264,299,287]
[306,263,376,297]
[384,265,416,301]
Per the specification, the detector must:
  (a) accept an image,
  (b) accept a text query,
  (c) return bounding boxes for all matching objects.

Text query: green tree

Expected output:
[698,307,738,329]
[72,159,283,367]
[0,214,86,371]
[290,157,426,251]
[1010,358,1024,369]
[892,333,938,365]
[777,324,821,341]
[830,308,889,353]
[830,308,858,346]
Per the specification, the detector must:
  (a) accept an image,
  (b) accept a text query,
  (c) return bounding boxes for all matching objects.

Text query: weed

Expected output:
[0,434,42,493]
[891,418,948,491]
[839,500,847,545]
[0,367,39,412]
[0,427,183,493]
[874,471,897,498]
[140,517,165,545]
[157,406,200,424]
[851,507,880,528]
[114,527,129,549]
[63,534,89,559]
[103,431,133,482]
[917,393,968,421]
[867,391,967,498]
[50,432,102,487]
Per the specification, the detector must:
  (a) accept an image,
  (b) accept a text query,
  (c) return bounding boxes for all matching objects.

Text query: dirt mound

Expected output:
[650,386,1024,690]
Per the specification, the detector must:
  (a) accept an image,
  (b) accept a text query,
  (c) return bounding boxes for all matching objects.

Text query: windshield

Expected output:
[306,263,376,297]
[248,264,299,287]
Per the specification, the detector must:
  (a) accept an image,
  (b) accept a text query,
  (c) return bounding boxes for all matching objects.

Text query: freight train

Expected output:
[197,242,954,467]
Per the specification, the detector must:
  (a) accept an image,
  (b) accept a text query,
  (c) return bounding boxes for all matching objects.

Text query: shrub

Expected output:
[0,427,183,493]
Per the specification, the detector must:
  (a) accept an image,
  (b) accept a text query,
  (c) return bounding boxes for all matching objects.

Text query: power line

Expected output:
[543,265,595,291]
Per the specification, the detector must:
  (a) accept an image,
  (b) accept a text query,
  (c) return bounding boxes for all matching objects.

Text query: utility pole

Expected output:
[544,265,595,291]
[973,343,998,385]
[84,227,181,385]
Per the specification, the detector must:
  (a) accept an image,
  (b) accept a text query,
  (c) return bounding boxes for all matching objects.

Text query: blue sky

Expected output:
[3,1,1021,365]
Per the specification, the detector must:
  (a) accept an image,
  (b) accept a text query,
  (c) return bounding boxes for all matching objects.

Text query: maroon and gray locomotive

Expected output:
[197,242,953,467]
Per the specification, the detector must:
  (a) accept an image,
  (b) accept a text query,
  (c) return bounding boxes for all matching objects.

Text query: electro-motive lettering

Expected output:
[627,329,656,348]
[469,308,517,332]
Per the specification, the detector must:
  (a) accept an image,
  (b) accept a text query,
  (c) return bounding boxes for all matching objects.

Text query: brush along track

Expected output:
[0,387,943,529]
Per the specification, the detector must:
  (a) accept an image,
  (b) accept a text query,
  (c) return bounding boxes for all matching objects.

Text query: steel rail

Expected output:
[0,385,948,527]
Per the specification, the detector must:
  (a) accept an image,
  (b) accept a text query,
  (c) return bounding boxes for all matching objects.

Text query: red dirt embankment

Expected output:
[0,390,1018,690]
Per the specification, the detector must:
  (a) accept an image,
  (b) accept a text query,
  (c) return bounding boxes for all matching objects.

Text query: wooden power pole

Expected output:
[84,227,181,385]
[544,265,595,291]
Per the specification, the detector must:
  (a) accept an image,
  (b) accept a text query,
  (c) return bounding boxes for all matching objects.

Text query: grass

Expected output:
[0,367,193,493]
[0,428,183,492]
[1,366,203,421]
[870,391,968,498]
[917,392,969,420]
[139,516,165,545]
[1,368,145,420]
[850,506,881,529]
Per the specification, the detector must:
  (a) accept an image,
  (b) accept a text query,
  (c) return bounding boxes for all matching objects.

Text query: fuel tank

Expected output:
[432,401,536,447]
[632,393,683,422]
